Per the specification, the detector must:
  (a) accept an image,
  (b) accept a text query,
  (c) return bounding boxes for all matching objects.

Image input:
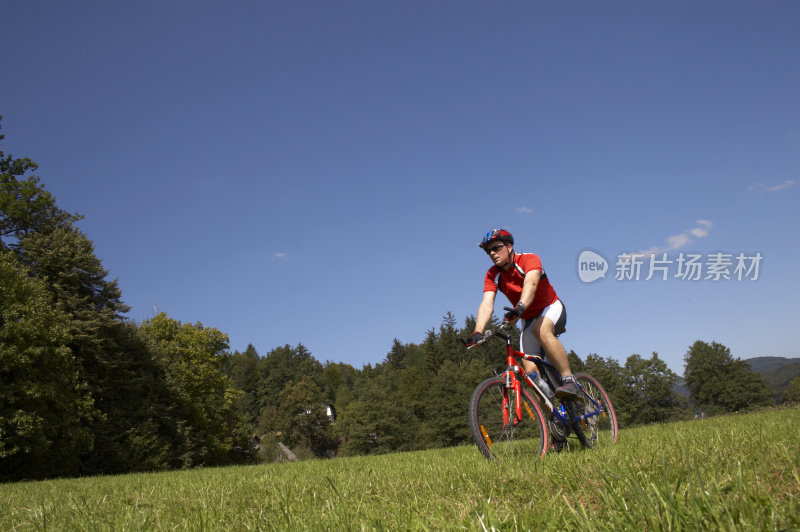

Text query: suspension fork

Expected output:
[501,376,510,427]
[512,372,524,423]
[502,338,526,426]
[501,369,524,426]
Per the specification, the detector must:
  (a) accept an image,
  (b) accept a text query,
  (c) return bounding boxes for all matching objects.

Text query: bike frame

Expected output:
[496,332,563,427]
[493,327,605,430]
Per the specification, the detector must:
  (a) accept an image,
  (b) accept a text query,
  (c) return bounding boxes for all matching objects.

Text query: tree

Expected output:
[567,349,584,373]
[582,354,628,425]
[321,361,358,410]
[275,378,337,458]
[1,116,127,334]
[79,321,186,474]
[1,121,144,477]
[1,117,79,250]
[338,375,419,456]
[335,312,497,456]
[256,344,323,422]
[385,338,408,370]
[2,121,155,471]
[18,225,129,317]
[1,120,259,474]
[583,354,625,397]
[684,340,773,414]
[781,378,800,404]
[438,311,466,367]
[141,313,249,467]
[419,358,485,449]
[227,344,262,424]
[621,352,682,425]
[423,328,445,374]
[14,219,141,475]
[0,251,94,480]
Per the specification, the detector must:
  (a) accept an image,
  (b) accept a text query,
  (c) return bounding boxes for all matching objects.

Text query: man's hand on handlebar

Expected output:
[465,331,485,347]
[464,322,514,348]
[503,302,526,322]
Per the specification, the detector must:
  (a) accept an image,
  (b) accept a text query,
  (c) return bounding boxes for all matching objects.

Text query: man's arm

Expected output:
[518,269,540,309]
[475,290,497,334]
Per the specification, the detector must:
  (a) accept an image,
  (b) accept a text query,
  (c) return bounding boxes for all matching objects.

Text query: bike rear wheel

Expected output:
[468,376,548,461]
[571,372,619,448]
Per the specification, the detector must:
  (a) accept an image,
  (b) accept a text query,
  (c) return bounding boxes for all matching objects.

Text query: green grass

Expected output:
[2,406,799,531]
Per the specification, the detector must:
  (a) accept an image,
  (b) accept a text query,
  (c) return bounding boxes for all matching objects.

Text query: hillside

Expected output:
[673,376,689,398]
[745,356,800,373]
[746,356,800,395]
[2,407,798,530]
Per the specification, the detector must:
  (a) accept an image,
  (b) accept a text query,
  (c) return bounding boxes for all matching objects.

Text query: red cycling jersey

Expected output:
[483,252,559,319]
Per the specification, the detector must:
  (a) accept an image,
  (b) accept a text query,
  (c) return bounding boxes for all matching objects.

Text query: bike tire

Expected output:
[571,372,619,448]
[468,376,548,461]
[564,399,592,448]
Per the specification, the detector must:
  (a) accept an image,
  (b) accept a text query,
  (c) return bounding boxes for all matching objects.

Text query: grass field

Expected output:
[2,406,798,531]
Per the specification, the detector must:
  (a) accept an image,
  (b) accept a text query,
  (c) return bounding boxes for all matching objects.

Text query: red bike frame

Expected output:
[493,325,601,439]
[487,322,555,414]
[500,334,557,424]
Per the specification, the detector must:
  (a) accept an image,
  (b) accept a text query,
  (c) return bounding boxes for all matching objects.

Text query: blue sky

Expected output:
[2,1,798,373]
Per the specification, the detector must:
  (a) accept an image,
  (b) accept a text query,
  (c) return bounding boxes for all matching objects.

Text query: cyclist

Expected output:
[467,228,579,398]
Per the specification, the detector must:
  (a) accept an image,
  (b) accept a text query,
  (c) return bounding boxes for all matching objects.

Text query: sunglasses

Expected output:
[485,243,506,254]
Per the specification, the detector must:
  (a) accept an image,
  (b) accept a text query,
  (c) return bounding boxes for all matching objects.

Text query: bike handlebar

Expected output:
[465,320,514,349]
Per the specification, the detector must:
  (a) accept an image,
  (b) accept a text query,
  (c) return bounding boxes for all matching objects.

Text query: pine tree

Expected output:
[1,118,137,476]
[228,344,262,423]
[1,117,78,250]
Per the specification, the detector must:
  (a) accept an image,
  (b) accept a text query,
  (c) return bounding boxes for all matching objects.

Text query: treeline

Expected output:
[226,323,783,464]
[1,117,792,481]
[1,117,254,480]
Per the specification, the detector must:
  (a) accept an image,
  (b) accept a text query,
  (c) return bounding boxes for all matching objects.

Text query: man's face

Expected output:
[485,241,511,268]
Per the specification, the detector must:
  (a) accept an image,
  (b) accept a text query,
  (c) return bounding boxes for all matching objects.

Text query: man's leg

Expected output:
[533,317,579,398]
[532,317,571,376]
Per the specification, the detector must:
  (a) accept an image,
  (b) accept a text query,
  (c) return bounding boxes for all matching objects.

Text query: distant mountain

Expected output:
[745,356,800,374]
[673,376,689,398]
[745,357,800,396]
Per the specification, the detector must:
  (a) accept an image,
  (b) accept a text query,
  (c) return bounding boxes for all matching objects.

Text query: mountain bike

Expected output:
[466,320,618,461]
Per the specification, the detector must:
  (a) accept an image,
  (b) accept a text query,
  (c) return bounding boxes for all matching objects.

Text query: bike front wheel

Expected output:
[571,372,619,448]
[468,376,548,461]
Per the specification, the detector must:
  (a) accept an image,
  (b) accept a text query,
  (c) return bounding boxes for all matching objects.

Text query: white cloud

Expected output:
[766,179,795,192]
[748,180,796,193]
[624,220,713,260]
[272,252,288,260]
[515,206,533,214]
[689,219,712,238]
[666,233,691,249]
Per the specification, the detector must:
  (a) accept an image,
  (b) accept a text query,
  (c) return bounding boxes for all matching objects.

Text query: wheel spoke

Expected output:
[572,373,619,447]
[469,377,548,461]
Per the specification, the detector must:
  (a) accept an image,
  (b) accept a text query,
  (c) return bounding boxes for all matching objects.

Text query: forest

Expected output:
[2,116,796,481]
